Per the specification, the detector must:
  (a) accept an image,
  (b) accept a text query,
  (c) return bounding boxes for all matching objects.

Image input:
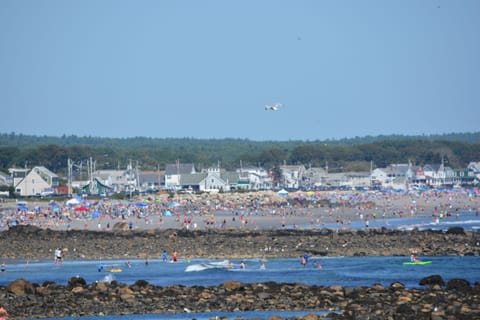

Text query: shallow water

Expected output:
[2,256,479,289]
[302,209,480,231]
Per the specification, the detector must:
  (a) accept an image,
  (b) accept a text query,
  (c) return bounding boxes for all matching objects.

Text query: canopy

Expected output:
[66,198,80,206]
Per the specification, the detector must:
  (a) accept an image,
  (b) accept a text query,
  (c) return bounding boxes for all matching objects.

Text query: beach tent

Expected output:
[277,189,289,197]
[163,210,173,217]
[66,198,80,206]
[168,201,180,209]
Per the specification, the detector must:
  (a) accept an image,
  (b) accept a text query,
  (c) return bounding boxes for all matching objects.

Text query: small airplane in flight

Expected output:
[264,103,283,111]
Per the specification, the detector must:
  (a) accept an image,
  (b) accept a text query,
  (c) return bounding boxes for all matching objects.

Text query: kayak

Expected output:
[403,261,432,265]
[108,268,123,273]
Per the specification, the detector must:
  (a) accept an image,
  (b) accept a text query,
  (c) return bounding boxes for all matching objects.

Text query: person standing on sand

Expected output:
[54,248,63,264]
[172,250,178,262]
[162,250,168,262]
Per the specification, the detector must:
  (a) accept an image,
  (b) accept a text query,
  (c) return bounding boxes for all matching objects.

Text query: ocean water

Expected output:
[2,256,479,289]
[2,255,479,320]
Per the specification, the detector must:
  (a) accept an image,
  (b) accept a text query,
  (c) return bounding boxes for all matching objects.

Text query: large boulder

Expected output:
[223,281,242,291]
[446,227,465,235]
[6,278,35,296]
[446,278,471,292]
[67,276,86,288]
[419,275,445,287]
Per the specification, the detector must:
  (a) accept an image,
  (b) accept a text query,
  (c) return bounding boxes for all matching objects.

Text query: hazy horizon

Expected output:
[1,130,479,143]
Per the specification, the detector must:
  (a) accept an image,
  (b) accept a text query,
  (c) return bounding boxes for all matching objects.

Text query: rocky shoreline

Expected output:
[1,225,479,261]
[2,275,479,319]
[1,225,480,319]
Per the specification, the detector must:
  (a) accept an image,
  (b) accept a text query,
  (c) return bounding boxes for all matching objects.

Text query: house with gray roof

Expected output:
[140,171,164,191]
[372,164,409,188]
[165,162,196,190]
[176,167,242,192]
[279,165,305,189]
[236,166,272,190]
[10,166,59,196]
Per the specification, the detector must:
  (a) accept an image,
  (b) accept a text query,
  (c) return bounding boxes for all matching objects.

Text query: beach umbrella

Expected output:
[136,202,148,207]
[17,205,28,211]
[168,201,180,209]
[75,206,89,212]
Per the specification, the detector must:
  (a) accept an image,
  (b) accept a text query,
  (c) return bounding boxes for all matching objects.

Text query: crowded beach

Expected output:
[1,188,479,232]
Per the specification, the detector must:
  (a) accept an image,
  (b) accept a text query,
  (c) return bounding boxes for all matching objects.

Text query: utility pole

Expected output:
[67,158,72,197]
[325,160,328,186]
[370,160,373,188]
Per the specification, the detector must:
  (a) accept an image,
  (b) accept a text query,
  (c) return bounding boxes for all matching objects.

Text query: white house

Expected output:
[423,164,445,186]
[236,166,272,190]
[165,162,196,190]
[177,167,240,192]
[372,164,409,188]
[11,166,59,196]
[467,162,480,181]
[279,165,305,189]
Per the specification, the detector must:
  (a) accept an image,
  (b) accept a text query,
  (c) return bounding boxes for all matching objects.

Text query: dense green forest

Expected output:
[1,132,480,176]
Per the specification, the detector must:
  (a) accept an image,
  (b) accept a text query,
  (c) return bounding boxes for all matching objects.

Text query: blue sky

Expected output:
[1,0,479,141]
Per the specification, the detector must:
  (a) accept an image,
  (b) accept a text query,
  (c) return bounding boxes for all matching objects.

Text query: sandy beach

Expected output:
[1,189,479,232]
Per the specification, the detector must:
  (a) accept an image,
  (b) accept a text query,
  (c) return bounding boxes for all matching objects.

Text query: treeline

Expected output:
[1,133,480,176]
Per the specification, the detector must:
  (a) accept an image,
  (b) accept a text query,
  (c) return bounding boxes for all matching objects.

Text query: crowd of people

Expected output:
[0,188,478,232]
